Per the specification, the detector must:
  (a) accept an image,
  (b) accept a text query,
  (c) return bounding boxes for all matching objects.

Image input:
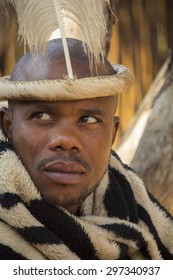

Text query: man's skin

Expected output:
[0,39,119,214]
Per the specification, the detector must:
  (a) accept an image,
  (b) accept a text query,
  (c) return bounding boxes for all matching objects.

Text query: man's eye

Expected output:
[80,116,98,124]
[32,112,52,121]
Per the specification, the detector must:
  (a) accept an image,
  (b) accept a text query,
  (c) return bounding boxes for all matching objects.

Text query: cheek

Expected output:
[11,123,45,165]
[86,124,114,150]
[83,128,113,171]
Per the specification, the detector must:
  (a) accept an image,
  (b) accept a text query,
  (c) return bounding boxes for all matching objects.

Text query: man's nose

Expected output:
[49,122,82,152]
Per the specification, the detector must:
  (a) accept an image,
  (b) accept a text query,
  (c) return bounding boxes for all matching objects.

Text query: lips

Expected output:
[43,161,86,185]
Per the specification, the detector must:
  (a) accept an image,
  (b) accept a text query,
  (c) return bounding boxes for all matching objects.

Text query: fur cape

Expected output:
[0,140,173,260]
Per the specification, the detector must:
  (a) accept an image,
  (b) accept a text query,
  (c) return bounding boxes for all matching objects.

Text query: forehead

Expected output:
[9,96,117,115]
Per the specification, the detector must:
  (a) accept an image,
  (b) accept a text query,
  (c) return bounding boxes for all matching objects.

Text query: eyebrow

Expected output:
[15,102,106,117]
[79,108,105,116]
[17,102,55,111]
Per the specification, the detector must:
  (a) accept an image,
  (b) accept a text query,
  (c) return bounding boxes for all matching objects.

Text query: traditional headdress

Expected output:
[0,0,134,101]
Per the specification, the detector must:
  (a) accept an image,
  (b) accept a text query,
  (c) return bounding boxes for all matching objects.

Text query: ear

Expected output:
[112,116,120,145]
[0,107,13,139]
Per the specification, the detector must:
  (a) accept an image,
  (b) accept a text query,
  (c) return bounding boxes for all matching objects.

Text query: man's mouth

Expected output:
[43,161,86,185]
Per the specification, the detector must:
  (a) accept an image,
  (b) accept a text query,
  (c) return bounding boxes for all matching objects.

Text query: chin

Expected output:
[38,180,101,211]
[41,190,84,209]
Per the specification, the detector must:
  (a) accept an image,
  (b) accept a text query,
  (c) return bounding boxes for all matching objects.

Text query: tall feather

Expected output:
[52,0,73,78]
[3,0,110,79]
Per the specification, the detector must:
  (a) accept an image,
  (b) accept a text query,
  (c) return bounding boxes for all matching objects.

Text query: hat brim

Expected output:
[0,64,134,101]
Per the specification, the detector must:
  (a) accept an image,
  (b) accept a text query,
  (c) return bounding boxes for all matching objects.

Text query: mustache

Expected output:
[36,153,91,171]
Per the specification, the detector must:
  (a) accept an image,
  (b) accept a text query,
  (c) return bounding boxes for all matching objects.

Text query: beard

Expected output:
[41,167,108,214]
[39,152,111,213]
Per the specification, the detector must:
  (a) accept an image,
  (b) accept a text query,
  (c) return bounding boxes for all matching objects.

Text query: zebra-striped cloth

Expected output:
[0,140,173,260]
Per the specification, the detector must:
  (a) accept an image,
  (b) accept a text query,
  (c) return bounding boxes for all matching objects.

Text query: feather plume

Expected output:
[3,0,110,79]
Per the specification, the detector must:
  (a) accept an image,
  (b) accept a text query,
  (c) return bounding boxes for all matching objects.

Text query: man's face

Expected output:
[1,97,119,213]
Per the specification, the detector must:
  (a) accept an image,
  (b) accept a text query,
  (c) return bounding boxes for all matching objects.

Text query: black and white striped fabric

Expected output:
[0,140,173,260]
